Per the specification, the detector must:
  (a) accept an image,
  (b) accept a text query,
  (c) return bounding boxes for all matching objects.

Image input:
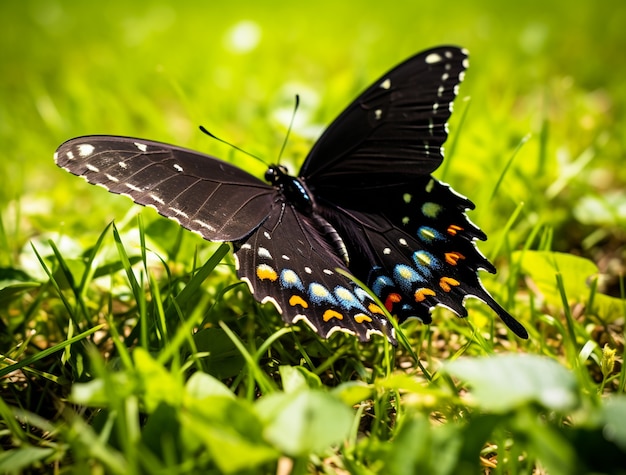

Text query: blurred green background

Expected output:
[1,0,625,283]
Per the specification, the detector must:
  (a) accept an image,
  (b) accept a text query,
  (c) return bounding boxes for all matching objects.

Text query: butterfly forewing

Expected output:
[302,46,468,200]
[55,136,276,241]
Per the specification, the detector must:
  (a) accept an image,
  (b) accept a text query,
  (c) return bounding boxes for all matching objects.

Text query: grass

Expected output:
[1,0,626,473]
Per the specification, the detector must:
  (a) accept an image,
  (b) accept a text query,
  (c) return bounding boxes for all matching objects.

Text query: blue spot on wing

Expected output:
[333,286,368,311]
[280,268,305,291]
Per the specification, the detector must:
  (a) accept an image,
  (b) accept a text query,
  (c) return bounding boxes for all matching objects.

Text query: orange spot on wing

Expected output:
[447,224,463,235]
[439,276,460,292]
[323,309,344,321]
[368,303,385,315]
[289,295,308,308]
[354,313,373,323]
[445,251,465,266]
[385,293,402,311]
[256,264,277,281]
[414,288,436,302]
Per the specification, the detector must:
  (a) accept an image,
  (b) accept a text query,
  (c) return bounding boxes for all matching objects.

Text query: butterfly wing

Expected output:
[234,201,396,343]
[299,46,527,338]
[321,179,528,338]
[301,46,467,203]
[54,136,276,241]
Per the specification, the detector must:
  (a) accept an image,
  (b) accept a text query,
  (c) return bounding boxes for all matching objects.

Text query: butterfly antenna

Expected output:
[199,125,267,166]
[277,94,300,163]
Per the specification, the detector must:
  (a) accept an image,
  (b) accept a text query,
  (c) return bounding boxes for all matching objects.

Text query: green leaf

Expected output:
[383,414,433,475]
[71,373,131,407]
[279,364,322,392]
[514,250,598,304]
[331,381,374,406]
[257,389,353,456]
[182,396,278,473]
[513,250,624,321]
[184,371,234,400]
[141,402,182,463]
[444,354,579,412]
[133,348,183,412]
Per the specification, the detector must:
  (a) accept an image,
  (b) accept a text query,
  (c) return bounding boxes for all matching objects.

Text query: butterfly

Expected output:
[54,46,528,345]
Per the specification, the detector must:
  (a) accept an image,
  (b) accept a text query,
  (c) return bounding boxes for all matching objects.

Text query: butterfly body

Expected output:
[55,46,528,343]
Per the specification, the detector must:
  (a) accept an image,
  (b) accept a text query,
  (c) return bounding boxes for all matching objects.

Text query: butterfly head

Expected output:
[264,165,290,185]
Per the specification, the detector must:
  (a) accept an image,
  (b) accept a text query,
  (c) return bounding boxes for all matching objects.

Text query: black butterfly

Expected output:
[54,46,528,344]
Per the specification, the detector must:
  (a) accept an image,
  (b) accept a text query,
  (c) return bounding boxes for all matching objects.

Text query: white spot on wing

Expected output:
[168,207,189,219]
[125,183,143,192]
[78,144,95,157]
[66,151,74,160]
[380,78,391,89]
[281,255,290,260]
[398,238,408,246]
[383,248,391,255]
[304,267,312,274]
[193,219,216,232]
[118,161,128,169]
[149,193,165,205]
[263,231,271,240]
[173,164,183,172]
[323,269,333,275]
[258,247,272,259]
[134,142,148,152]
[374,109,383,120]
[240,243,252,250]
[85,164,100,172]
[105,173,119,182]
[425,53,442,64]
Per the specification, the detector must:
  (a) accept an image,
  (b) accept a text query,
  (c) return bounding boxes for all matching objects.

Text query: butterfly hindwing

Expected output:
[54,136,276,241]
[319,177,528,338]
[234,201,396,343]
